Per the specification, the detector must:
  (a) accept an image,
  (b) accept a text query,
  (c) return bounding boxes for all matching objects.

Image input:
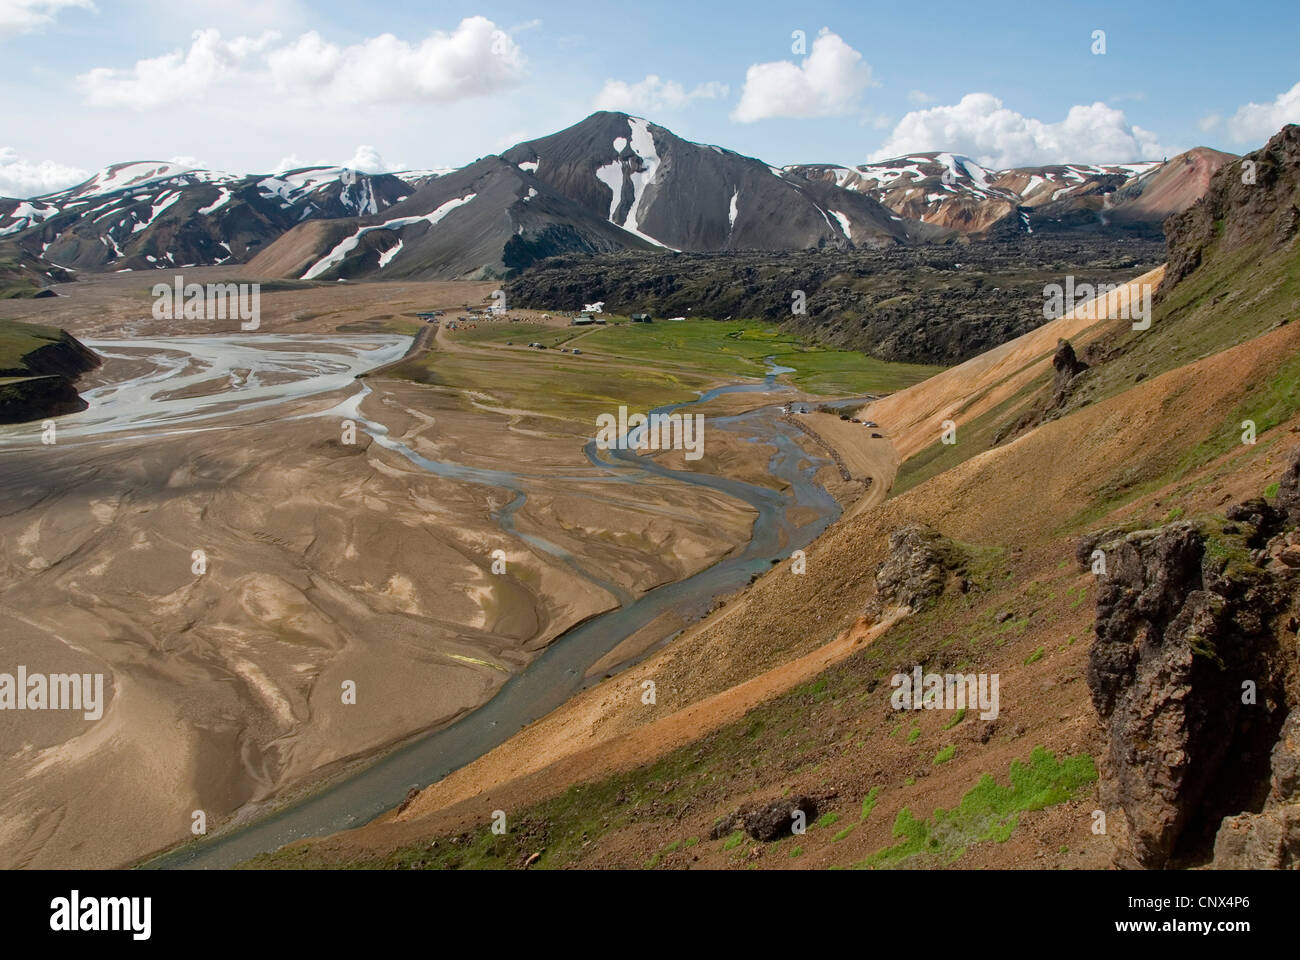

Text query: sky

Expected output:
[1,0,1298,197]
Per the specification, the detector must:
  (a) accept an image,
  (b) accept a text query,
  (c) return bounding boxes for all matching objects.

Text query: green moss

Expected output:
[722,830,745,851]
[1024,646,1045,665]
[856,747,1097,869]
[860,786,881,822]
[942,707,967,730]
[933,744,956,765]
[817,812,840,829]
[833,825,855,842]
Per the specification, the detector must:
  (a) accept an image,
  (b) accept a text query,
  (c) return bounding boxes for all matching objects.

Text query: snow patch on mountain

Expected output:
[301,193,477,279]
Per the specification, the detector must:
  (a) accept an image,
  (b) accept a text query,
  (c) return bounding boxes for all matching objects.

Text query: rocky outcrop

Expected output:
[1162,124,1299,291]
[710,794,821,842]
[0,375,88,422]
[0,322,101,424]
[1085,458,1300,867]
[868,525,967,616]
[1050,339,1088,408]
[1212,711,1300,867]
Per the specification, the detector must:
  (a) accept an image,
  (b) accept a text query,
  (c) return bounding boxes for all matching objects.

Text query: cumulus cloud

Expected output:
[731,28,874,123]
[1222,81,1300,144]
[869,93,1167,167]
[594,75,728,113]
[267,17,524,104]
[77,28,277,108]
[0,147,88,198]
[907,90,934,105]
[77,17,524,109]
[271,145,406,174]
[342,145,406,173]
[0,0,94,37]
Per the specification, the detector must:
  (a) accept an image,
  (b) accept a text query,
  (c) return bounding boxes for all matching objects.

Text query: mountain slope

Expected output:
[249,155,660,281]
[248,123,1300,873]
[502,112,936,252]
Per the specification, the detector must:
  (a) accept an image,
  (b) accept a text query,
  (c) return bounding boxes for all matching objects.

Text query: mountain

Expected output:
[500,112,937,252]
[0,115,1238,288]
[786,147,1234,237]
[247,153,662,281]
[0,161,426,276]
[251,112,945,282]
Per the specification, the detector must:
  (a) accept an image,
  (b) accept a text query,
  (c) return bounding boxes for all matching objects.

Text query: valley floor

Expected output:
[0,273,912,869]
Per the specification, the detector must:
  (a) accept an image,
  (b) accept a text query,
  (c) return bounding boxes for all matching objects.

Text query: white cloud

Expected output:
[1223,81,1300,144]
[869,93,1167,167]
[77,17,524,110]
[1199,113,1221,132]
[731,28,874,123]
[594,75,728,113]
[76,28,277,109]
[907,90,934,105]
[343,145,405,173]
[0,146,88,197]
[0,0,93,37]
[268,17,524,104]
[272,145,406,174]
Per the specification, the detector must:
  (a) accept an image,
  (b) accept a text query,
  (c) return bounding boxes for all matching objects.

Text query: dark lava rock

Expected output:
[1087,515,1289,868]
[1050,338,1089,407]
[1212,711,1300,868]
[710,795,820,842]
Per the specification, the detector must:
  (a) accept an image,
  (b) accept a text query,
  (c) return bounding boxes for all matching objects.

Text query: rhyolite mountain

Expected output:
[786,146,1235,237]
[0,113,1238,287]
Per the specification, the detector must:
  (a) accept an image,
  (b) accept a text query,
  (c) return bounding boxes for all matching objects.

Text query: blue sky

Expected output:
[1,0,1298,195]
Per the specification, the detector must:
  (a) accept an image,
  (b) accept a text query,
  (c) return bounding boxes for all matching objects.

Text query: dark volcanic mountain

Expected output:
[252,112,944,281]
[500,111,939,252]
[247,154,660,281]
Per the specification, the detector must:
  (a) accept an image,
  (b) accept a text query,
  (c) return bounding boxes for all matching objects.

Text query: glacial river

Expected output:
[15,335,842,869]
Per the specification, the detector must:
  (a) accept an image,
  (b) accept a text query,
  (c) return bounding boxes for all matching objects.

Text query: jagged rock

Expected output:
[1212,807,1300,868]
[1277,446,1300,526]
[1163,124,1300,291]
[1269,711,1300,802]
[1212,711,1300,868]
[1075,526,1133,571]
[1051,339,1089,407]
[741,796,819,842]
[710,795,820,842]
[1225,497,1282,544]
[868,525,966,615]
[1087,520,1285,867]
